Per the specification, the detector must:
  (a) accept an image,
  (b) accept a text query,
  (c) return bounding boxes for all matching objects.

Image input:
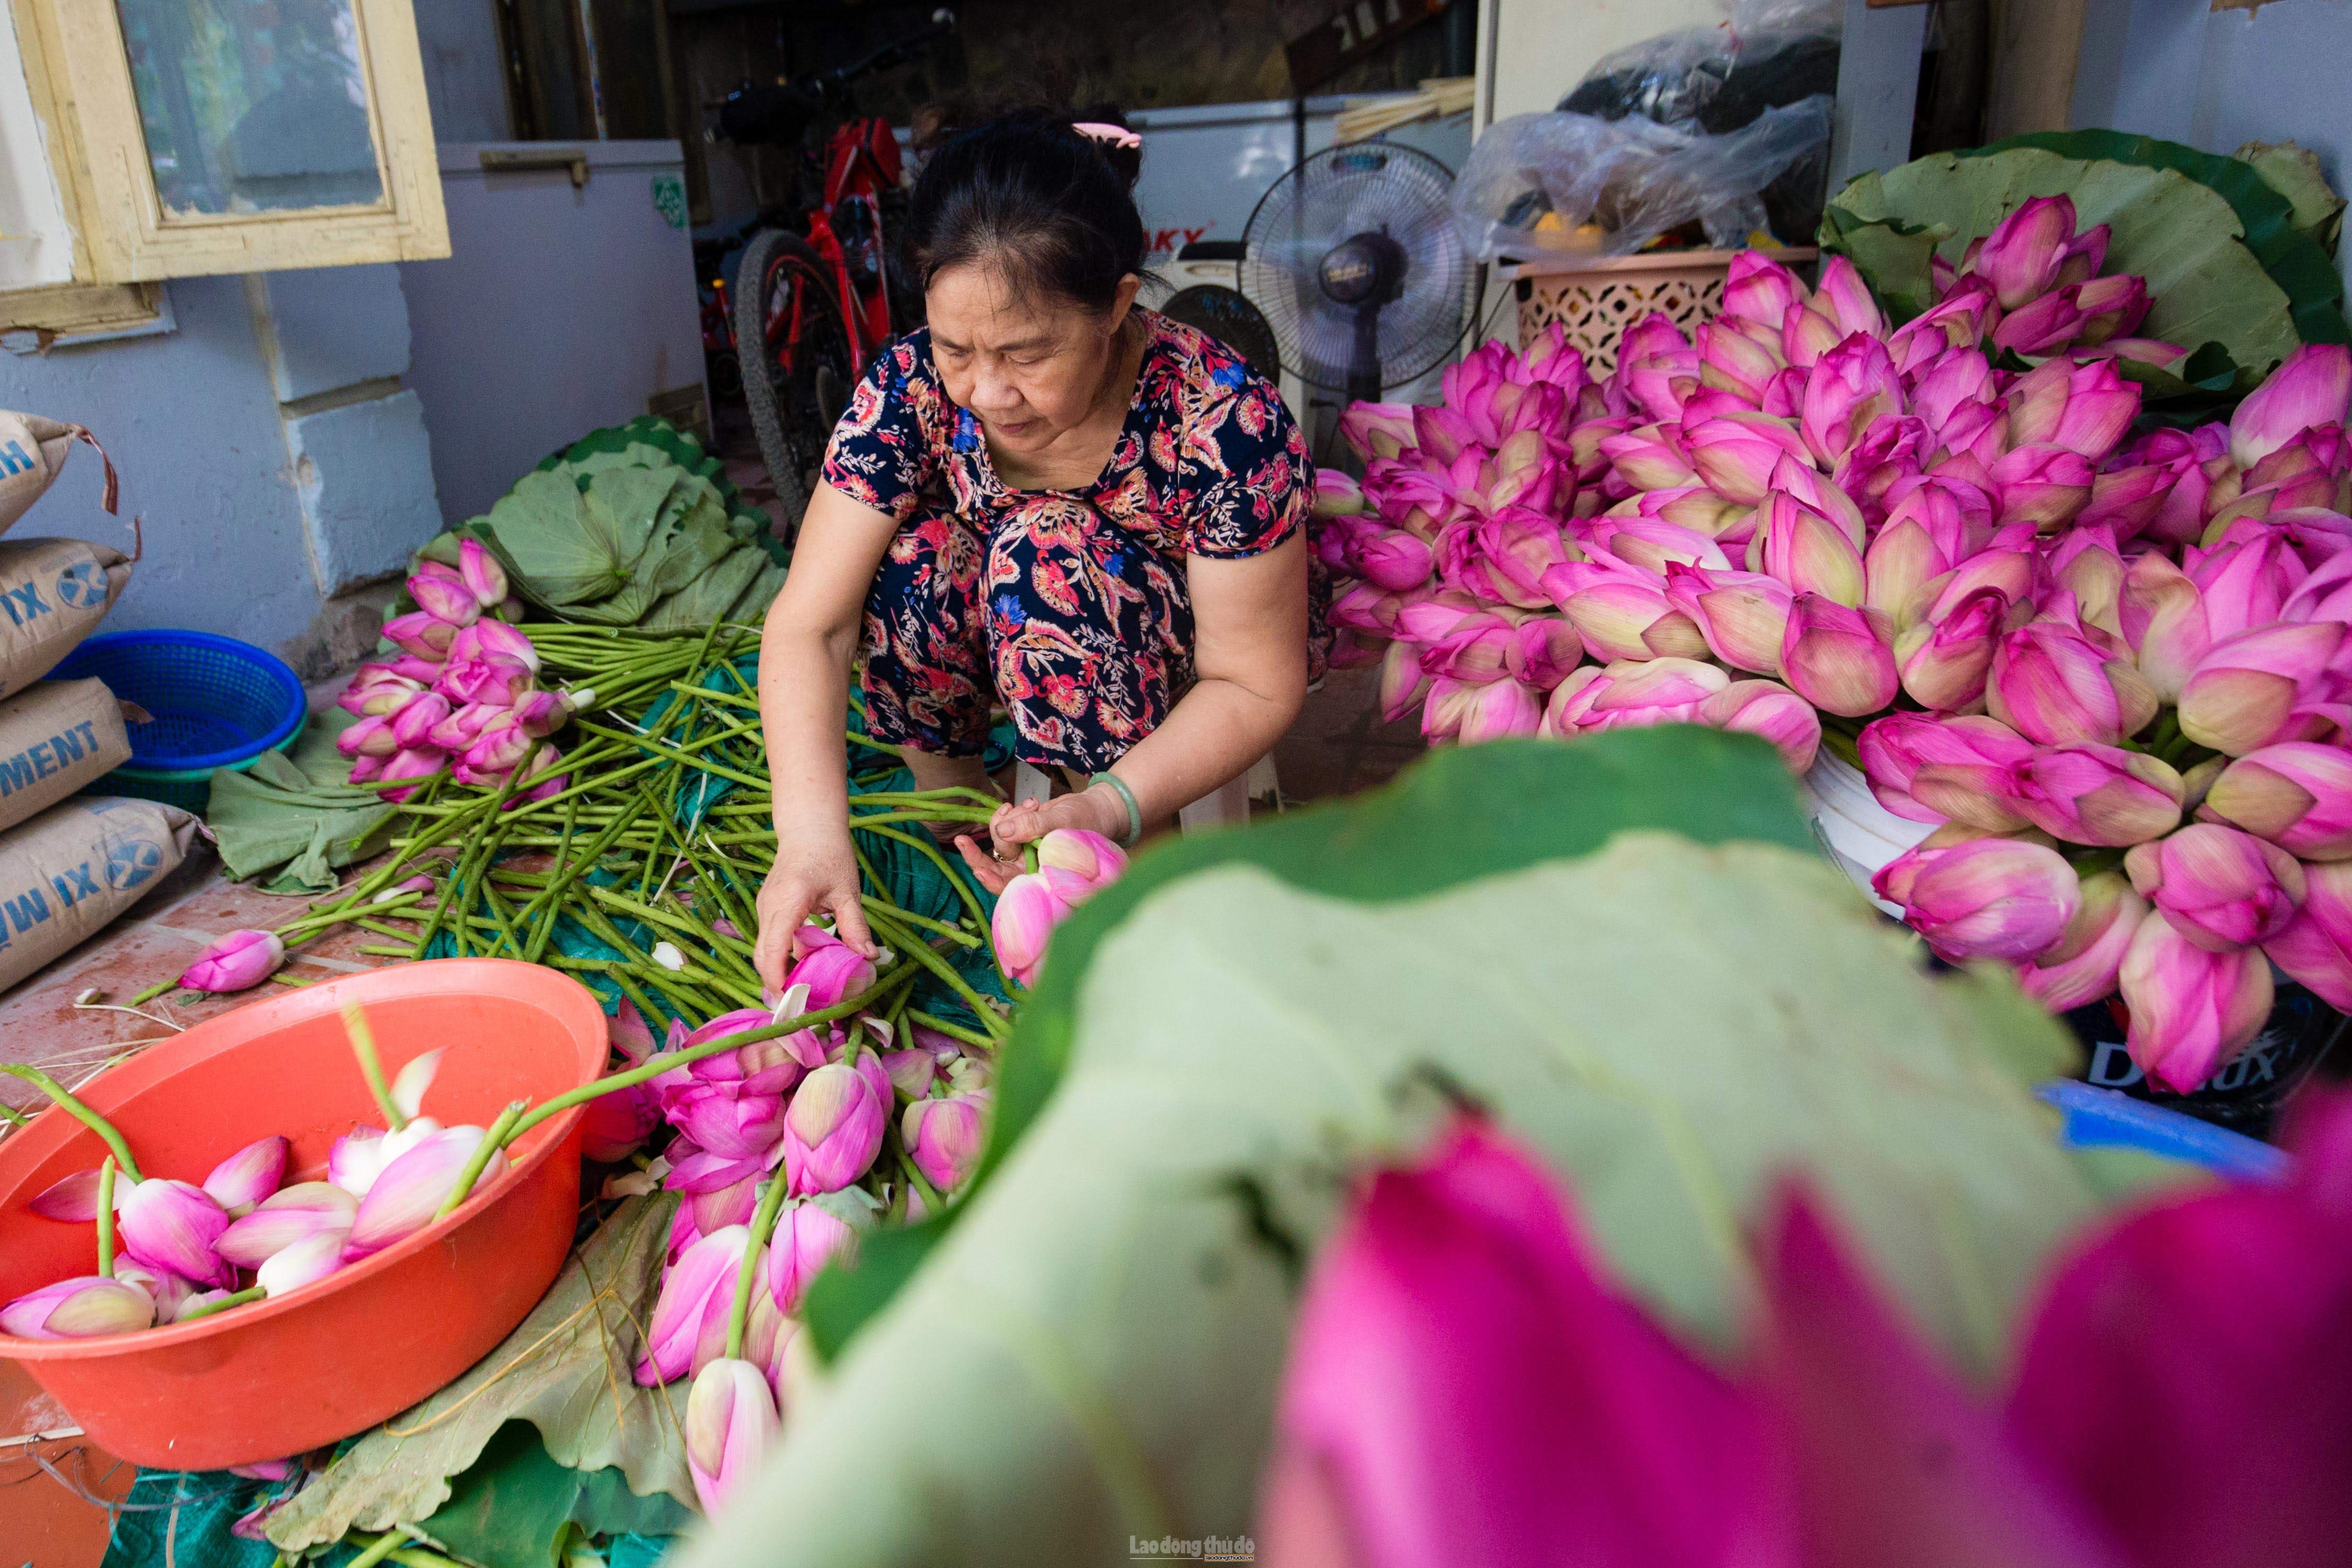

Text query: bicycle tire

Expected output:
[736,227,857,540]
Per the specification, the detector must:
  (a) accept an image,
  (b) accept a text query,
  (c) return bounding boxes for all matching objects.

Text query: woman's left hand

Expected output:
[953,786,1127,895]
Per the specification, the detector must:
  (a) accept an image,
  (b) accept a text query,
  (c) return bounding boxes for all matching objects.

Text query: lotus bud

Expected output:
[388,692,451,753]
[1311,472,1366,521]
[1858,712,2036,826]
[2202,742,2352,860]
[342,1126,508,1258]
[1798,334,1903,470]
[1812,255,1888,338]
[459,617,542,674]
[766,1198,863,1315]
[2230,344,2352,471]
[1986,622,2159,746]
[457,537,508,609]
[880,1048,937,1103]
[1599,426,1699,491]
[328,1128,387,1196]
[179,929,285,994]
[462,717,533,777]
[1418,611,1514,681]
[1901,836,2082,963]
[1543,658,1728,738]
[202,1135,289,1218]
[336,714,399,760]
[29,1168,110,1222]
[1863,511,1960,623]
[2072,272,2150,346]
[1037,828,1128,891]
[2115,553,2209,703]
[1694,319,1781,405]
[902,1090,991,1194]
[376,747,447,805]
[1721,249,1806,328]
[2009,743,2186,847]
[1542,560,1708,662]
[251,1231,348,1299]
[382,610,460,661]
[407,573,480,628]
[386,654,446,684]
[1356,529,1436,593]
[338,665,424,717]
[779,1062,886,1197]
[2014,868,2148,1012]
[425,702,498,753]
[2264,859,2352,1013]
[2177,621,2346,756]
[448,653,537,710]
[579,1077,661,1164]
[508,689,575,740]
[1338,402,1418,461]
[1988,443,2096,531]
[118,1177,234,1289]
[1758,492,1866,607]
[2125,821,2307,952]
[2047,526,2125,639]
[1892,587,2006,712]
[1420,676,1480,743]
[219,1182,359,1268]
[111,1263,195,1325]
[1664,563,1790,676]
[1973,194,2075,308]
[1992,289,2091,357]
[1378,638,1433,724]
[686,1357,779,1516]
[1684,414,1810,506]
[1780,594,1898,717]
[632,1224,749,1385]
[1502,615,1584,691]
[2118,915,2274,1093]
[786,924,882,1010]
[1,1275,154,1340]
[1455,680,1544,745]
[511,742,568,806]
[1697,679,1820,773]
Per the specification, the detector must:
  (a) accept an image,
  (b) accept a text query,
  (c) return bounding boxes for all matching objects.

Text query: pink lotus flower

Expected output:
[1756,491,1865,607]
[2117,914,2275,1092]
[219,1182,357,1268]
[1971,194,2076,308]
[1356,529,1435,592]
[1,1275,155,1340]
[1600,426,1699,491]
[2125,821,2307,953]
[1543,659,1729,739]
[991,866,1092,988]
[1696,679,1819,773]
[1684,414,1810,505]
[1501,615,1584,691]
[781,1062,886,1197]
[201,1135,288,1218]
[1891,586,2010,712]
[118,1177,234,1289]
[255,1231,348,1298]
[1811,255,1889,339]
[458,538,508,609]
[635,1223,751,1386]
[1858,712,2038,827]
[1312,471,1366,519]
[784,925,881,1012]
[1543,559,1709,662]
[407,573,479,628]
[382,611,460,661]
[446,654,536,710]
[342,1125,508,1258]
[2177,620,2346,756]
[766,1198,862,1314]
[2188,526,2307,639]
[1455,680,1545,744]
[1988,443,2096,531]
[375,746,447,804]
[1897,835,2081,962]
[110,1263,194,1325]
[1779,594,1897,717]
[1338,403,1419,461]
[2071,271,2151,346]
[1420,677,1479,744]
[2264,858,2352,1012]
[1415,609,1514,682]
[1798,334,1903,470]
[425,702,500,752]
[452,617,541,674]
[2229,343,2352,471]
[902,1091,991,1192]
[1663,563,1790,676]
[509,689,576,739]
[2016,868,2148,1011]
[335,715,399,760]
[1986,620,2159,746]
[2202,741,2352,860]
[1720,249,1807,329]
[2117,551,2211,702]
[1036,827,1128,893]
[1378,639,1432,724]
[178,928,286,994]
[2005,358,2140,464]
[385,654,446,684]
[29,1168,111,1222]
[687,1357,779,1516]
[337,665,424,718]
[385,691,449,753]
[1616,314,1700,423]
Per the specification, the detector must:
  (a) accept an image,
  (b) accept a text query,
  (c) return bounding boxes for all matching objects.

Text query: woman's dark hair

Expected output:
[904,108,1149,315]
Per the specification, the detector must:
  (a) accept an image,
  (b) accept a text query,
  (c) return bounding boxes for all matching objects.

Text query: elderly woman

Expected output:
[753,112,1318,989]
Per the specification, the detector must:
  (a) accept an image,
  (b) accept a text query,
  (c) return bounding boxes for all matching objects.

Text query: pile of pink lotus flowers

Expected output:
[4,1050,504,1338]
[333,541,575,804]
[1317,193,2352,1094]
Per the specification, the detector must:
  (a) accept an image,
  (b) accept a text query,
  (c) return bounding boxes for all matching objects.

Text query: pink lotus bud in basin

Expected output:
[2230,344,2352,472]
[2177,621,2346,757]
[687,1356,779,1516]
[2126,821,2307,952]
[458,537,508,609]
[335,715,398,760]
[1,1275,154,1340]
[1892,587,2008,713]
[1037,827,1128,891]
[2203,742,2352,860]
[780,1063,887,1196]
[1685,414,1810,505]
[1988,443,2097,531]
[1780,594,1897,717]
[29,1168,111,1222]
[2264,859,2352,1013]
[2118,915,2274,1093]
[201,1135,288,1218]
[2017,869,2148,1012]
[766,1198,862,1314]
[1502,615,1584,691]
[1901,836,2081,963]
[1859,711,2037,827]
[1757,491,1865,608]
[118,1178,234,1289]
[256,1232,350,1299]
[328,1128,387,1196]
[2008,743,2185,847]
[902,1091,991,1193]
[179,929,284,994]
[1696,679,1819,773]
[343,1126,508,1258]
[1986,622,2159,746]
[580,1077,662,1164]
[219,1182,357,1268]
[111,1263,193,1325]
[407,571,479,628]
[1973,194,2075,308]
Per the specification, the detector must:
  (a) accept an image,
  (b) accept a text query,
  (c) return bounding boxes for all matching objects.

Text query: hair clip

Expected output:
[1072,121,1142,151]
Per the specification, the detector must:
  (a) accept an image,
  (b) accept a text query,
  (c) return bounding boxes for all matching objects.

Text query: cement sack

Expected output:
[0,412,118,536]
[0,537,134,697]
[0,679,132,835]
[0,795,195,993]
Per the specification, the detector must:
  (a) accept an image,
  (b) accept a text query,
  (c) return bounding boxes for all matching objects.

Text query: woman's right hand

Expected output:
[754,815,877,997]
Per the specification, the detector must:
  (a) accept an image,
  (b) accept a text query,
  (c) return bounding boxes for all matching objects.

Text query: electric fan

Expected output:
[1240,142,1472,403]
[1157,284,1283,384]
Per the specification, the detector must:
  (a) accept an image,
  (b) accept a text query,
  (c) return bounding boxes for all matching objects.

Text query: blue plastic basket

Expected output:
[50,630,308,814]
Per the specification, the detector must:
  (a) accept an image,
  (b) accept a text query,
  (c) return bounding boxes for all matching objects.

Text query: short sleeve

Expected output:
[820,339,938,524]
[1177,365,1313,559]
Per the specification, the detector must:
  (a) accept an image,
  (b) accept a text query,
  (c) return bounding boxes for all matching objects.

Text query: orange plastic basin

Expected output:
[0,959,608,1471]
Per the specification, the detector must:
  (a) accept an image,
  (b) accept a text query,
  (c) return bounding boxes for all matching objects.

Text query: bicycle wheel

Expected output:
[736,228,857,535]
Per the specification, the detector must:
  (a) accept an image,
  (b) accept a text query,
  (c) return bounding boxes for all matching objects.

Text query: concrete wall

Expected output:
[2072,0,2352,296]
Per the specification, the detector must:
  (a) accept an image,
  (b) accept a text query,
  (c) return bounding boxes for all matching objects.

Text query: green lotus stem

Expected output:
[0,1066,142,1183]
[340,1001,407,1132]
[862,898,979,947]
[128,979,175,1006]
[95,1159,116,1278]
[501,967,918,1146]
[435,1101,526,1218]
[276,890,420,940]
[904,1007,998,1050]
[861,911,1010,1041]
[851,822,990,933]
[178,1285,265,1322]
[343,1529,412,1568]
[0,1103,30,1129]
[726,1166,793,1360]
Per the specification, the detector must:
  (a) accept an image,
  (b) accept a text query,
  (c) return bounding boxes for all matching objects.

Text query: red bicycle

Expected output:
[723,15,953,531]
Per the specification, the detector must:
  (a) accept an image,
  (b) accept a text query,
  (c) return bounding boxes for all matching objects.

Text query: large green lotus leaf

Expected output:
[482,465,670,610]
[265,1195,692,1552]
[724,558,790,623]
[1829,146,2301,379]
[679,835,2191,1568]
[643,542,769,631]
[643,485,741,602]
